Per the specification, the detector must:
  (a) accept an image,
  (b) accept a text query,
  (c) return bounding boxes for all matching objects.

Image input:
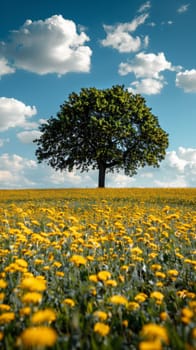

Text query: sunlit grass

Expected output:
[0,188,195,349]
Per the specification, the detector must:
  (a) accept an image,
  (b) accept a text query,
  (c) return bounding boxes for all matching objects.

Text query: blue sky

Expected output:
[0,0,196,188]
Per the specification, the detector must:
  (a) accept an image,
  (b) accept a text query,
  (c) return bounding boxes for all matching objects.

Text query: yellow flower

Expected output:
[139,340,162,350]
[21,292,42,304]
[93,310,108,321]
[18,326,57,347]
[0,279,7,289]
[131,247,143,255]
[150,291,164,304]
[53,261,62,268]
[56,271,64,277]
[150,264,162,271]
[63,298,75,307]
[0,332,3,341]
[20,277,47,292]
[97,271,111,281]
[0,293,5,302]
[69,255,87,266]
[15,258,28,268]
[167,269,179,277]
[160,312,169,321]
[89,274,98,283]
[0,312,15,324]
[19,307,31,316]
[31,309,56,324]
[122,320,128,328]
[109,295,128,306]
[120,265,129,271]
[127,301,140,311]
[93,322,110,336]
[140,323,168,344]
[104,279,117,287]
[155,272,166,279]
[181,308,194,324]
[0,304,11,312]
[134,293,148,303]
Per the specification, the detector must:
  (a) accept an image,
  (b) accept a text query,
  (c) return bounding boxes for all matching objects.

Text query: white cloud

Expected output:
[176,69,196,92]
[0,97,37,131]
[177,4,190,13]
[0,58,15,77]
[17,130,42,143]
[101,14,149,53]
[119,52,179,95]
[0,147,195,189]
[119,52,174,78]
[154,176,187,188]
[138,1,151,13]
[128,78,165,95]
[0,154,37,188]
[0,15,92,76]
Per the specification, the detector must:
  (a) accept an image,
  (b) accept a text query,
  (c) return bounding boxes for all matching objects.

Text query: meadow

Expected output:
[0,188,195,349]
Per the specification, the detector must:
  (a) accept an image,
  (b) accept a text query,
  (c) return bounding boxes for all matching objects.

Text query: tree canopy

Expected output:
[34,85,169,187]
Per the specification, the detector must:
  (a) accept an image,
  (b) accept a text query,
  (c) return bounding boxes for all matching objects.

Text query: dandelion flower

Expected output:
[97,271,111,281]
[0,312,15,324]
[69,255,87,266]
[18,326,57,347]
[89,274,98,283]
[181,308,193,324]
[31,309,56,324]
[109,295,128,306]
[94,322,110,336]
[127,301,140,311]
[160,312,169,321]
[93,310,108,321]
[134,293,148,303]
[15,258,28,268]
[139,340,162,350]
[105,279,117,287]
[150,291,164,304]
[20,307,31,317]
[63,298,75,307]
[140,323,168,344]
[21,292,42,304]
[0,304,11,312]
[0,279,7,289]
[20,277,47,292]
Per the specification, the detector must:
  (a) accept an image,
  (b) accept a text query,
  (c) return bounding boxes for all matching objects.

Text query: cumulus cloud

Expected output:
[119,52,179,95]
[0,97,37,131]
[146,147,196,187]
[177,4,190,13]
[17,130,42,143]
[0,58,15,77]
[128,78,165,95]
[0,148,196,189]
[119,52,174,78]
[176,69,196,92]
[0,154,37,188]
[0,15,92,76]
[101,13,149,53]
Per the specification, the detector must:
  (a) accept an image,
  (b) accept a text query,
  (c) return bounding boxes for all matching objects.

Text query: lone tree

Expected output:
[34,85,169,188]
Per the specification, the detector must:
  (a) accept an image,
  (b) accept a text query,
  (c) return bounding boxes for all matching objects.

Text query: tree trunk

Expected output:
[98,164,106,188]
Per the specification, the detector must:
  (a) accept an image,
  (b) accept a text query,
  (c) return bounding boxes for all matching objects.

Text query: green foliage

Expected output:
[34,85,169,187]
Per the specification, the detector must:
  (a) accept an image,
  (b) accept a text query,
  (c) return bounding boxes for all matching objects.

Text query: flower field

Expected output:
[0,188,195,349]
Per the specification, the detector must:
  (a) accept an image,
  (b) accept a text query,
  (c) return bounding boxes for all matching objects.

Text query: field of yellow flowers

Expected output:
[0,188,195,350]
